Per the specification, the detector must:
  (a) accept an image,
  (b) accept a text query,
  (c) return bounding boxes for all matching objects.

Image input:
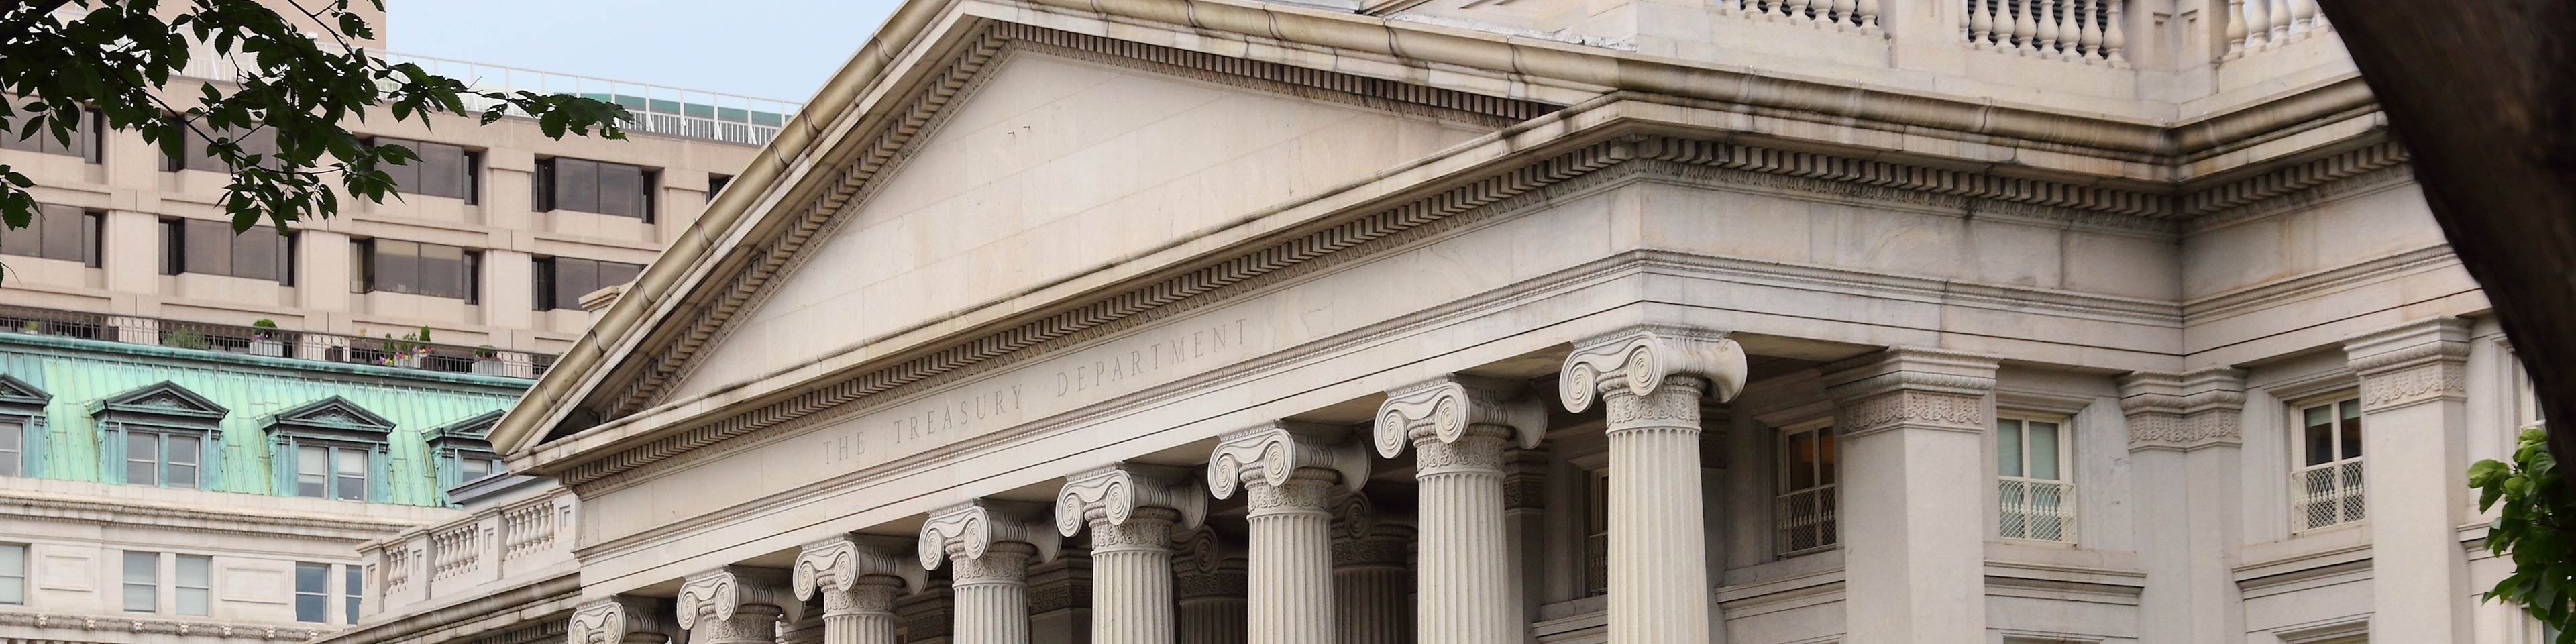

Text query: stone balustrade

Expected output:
[358,484,578,618]
[1962,0,2127,66]
[2222,0,2331,58]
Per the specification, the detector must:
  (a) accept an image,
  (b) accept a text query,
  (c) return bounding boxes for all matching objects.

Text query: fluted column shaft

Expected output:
[1089,511,1178,644]
[820,580,902,644]
[952,546,1034,644]
[1173,528,1246,644]
[1177,596,1246,644]
[1332,560,1411,644]
[1244,476,1338,644]
[1599,376,1713,644]
[1411,426,1520,644]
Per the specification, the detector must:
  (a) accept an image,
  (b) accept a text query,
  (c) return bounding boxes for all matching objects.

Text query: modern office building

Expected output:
[104,0,2576,643]
[0,5,786,644]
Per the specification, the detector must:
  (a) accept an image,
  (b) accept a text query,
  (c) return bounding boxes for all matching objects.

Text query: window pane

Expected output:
[1786,431,1817,490]
[297,445,327,498]
[336,449,366,500]
[554,159,599,214]
[418,243,464,299]
[376,138,421,193]
[177,555,209,585]
[295,593,325,623]
[178,587,209,616]
[0,544,21,576]
[0,423,19,478]
[295,561,326,593]
[376,240,419,294]
[1816,427,1837,486]
[2340,400,2363,460]
[420,142,465,199]
[167,435,198,466]
[38,204,83,262]
[462,458,490,480]
[600,261,641,291]
[231,227,280,281]
[125,551,157,583]
[598,164,641,218]
[183,220,231,276]
[343,566,361,624]
[0,217,35,257]
[82,211,100,267]
[1996,419,2023,477]
[2303,406,2335,466]
[127,433,158,485]
[125,584,156,612]
[555,258,596,310]
[2028,421,2061,480]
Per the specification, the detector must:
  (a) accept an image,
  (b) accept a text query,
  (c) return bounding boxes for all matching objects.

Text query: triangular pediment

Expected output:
[91,381,227,421]
[0,374,48,409]
[263,396,396,440]
[425,410,504,452]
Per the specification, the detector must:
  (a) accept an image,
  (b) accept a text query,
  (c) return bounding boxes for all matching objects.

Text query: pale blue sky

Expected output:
[386,0,905,104]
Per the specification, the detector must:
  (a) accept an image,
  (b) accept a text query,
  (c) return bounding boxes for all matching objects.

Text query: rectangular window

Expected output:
[161,219,293,284]
[534,158,654,220]
[533,256,644,311]
[166,124,279,173]
[369,137,478,203]
[1582,468,1609,597]
[460,456,496,481]
[1775,423,1838,554]
[121,431,200,488]
[335,448,366,501]
[353,239,481,302]
[122,551,157,613]
[1996,416,2074,542]
[2292,397,2367,531]
[176,555,210,616]
[293,562,327,623]
[706,174,731,203]
[296,444,368,500]
[0,419,20,477]
[341,565,360,624]
[1,106,102,163]
[0,204,100,266]
[1,543,24,605]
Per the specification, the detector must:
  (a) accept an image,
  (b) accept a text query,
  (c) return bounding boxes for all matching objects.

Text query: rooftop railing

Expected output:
[0,303,554,379]
[360,482,577,619]
[175,43,799,147]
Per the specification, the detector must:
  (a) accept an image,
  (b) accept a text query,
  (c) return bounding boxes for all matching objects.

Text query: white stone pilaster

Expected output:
[920,500,1062,644]
[1558,326,1746,644]
[793,535,923,644]
[2345,317,2475,643]
[1208,422,1368,644]
[1057,463,1206,644]
[2117,368,2248,644]
[568,596,677,644]
[1171,527,1247,644]
[1331,494,1415,644]
[1374,375,1544,644]
[1821,348,1996,644]
[675,567,794,644]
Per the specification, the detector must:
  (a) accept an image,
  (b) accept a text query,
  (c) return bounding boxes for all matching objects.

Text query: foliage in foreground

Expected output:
[2471,427,2574,643]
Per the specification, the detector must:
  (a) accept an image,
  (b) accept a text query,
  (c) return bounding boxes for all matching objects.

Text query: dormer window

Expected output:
[0,375,50,478]
[89,382,229,490]
[424,410,506,505]
[262,396,395,503]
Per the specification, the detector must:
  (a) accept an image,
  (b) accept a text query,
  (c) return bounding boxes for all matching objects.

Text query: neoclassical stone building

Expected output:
[325,0,2547,642]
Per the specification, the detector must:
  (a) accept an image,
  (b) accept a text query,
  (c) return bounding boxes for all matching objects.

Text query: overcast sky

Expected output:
[387,0,904,104]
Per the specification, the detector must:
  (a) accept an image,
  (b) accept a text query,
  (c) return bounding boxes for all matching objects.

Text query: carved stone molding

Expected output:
[1328,494,1416,568]
[1373,374,1546,459]
[2116,368,2250,451]
[568,596,678,644]
[1207,422,1369,501]
[1558,325,1750,414]
[918,499,1061,572]
[675,566,793,632]
[2344,317,2473,411]
[0,610,337,641]
[1055,462,1208,539]
[1821,348,2000,437]
[792,534,924,602]
[1170,527,1248,601]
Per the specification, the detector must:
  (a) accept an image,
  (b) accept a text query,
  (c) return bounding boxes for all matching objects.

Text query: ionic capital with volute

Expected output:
[1056,462,1208,541]
[1821,347,2000,437]
[919,500,1061,578]
[675,566,795,644]
[1208,422,1368,505]
[1375,374,1546,464]
[568,596,678,644]
[793,534,923,610]
[1557,325,1749,413]
[2116,368,2249,451]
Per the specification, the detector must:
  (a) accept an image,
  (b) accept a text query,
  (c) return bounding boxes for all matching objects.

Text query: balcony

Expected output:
[0,303,555,378]
[358,477,577,621]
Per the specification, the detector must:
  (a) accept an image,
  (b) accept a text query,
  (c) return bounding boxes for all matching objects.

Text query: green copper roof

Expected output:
[0,333,527,506]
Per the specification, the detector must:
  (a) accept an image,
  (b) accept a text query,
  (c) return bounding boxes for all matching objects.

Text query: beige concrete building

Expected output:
[0,7,786,644]
[282,0,2565,643]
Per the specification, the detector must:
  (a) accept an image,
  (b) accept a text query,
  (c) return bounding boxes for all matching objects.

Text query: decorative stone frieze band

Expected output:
[675,566,793,644]
[2116,368,2250,451]
[568,596,676,644]
[2344,317,2473,411]
[1820,349,2002,437]
[794,535,920,644]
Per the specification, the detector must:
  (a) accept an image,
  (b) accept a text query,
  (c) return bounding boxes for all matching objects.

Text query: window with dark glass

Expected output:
[1,105,101,163]
[0,203,99,266]
[368,137,478,203]
[706,174,731,203]
[165,124,280,172]
[533,256,643,311]
[533,157,653,220]
[341,565,360,624]
[293,562,327,623]
[353,239,480,301]
[161,218,293,284]
[1776,423,1839,554]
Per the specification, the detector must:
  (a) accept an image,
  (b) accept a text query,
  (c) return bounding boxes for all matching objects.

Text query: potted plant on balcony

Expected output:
[471,345,509,376]
[163,329,210,350]
[378,326,433,369]
[14,321,38,335]
[248,319,286,357]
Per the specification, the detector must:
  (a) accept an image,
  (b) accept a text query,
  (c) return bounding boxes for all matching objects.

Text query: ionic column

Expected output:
[2345,318,2475,643]
[1558,327,1747,644]
[1208,423,1369,644]
[1373,375,1544,644]
[2117,368,2249,644]
[1330,494,1415,644]
[1821,349,1996,644]
[920,500,1061,644]
[1171,527,1247,644]
[676,567,795,644]
[793,535,924,644]
[568,596,678,644]
[1057,464,1207,644]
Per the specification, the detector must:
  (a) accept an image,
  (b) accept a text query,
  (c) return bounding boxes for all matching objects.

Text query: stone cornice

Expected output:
[1820,348,2001,437]
[2181,244,2456,322]
[2343,317,2472,410]
[0,609,335,641]
[2115,368,2249,451]
[0,489,439,541]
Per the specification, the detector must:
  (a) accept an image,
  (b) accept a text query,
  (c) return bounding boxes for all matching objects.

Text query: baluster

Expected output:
[2105,0,2127,65]
[1969,0,1995,48]
[2265,0,2290,47]
[1857,0,1878,30]
[2035,0,2061,56]
[2013,0,2038,53]
[2078,0,2102,62]
[2286,0,2314,40]
[2242,0,2269,52]
[2222,0,2245,58]
[1788,0,1814,24]
[1762,0,1786,20]
[1831,0,1855,28]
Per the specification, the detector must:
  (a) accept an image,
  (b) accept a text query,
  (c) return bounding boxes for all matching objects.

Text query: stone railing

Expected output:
[359,485,578,617]
[2220,0,2331,59]
[0,303,555,378]
[1962,0,2127,66]
[1717,0,1881,34]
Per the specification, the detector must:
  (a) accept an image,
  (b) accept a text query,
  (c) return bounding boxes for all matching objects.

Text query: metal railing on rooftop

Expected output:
[0,303,553,379]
